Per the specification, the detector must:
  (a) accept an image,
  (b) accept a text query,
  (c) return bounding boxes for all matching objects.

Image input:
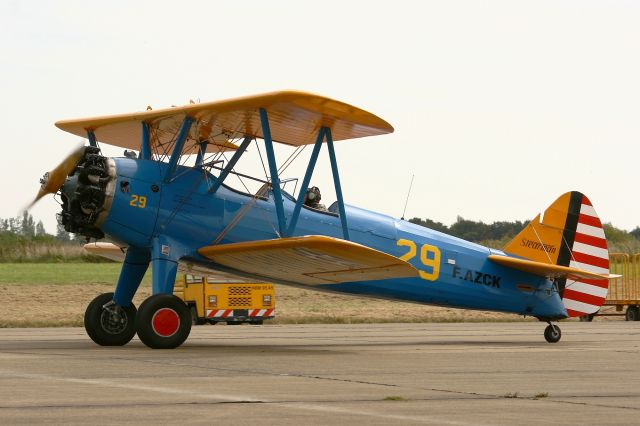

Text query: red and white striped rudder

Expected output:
[562,195,610,317]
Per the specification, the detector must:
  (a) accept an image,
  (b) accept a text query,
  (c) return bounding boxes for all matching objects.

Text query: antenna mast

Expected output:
[401,174,414,220]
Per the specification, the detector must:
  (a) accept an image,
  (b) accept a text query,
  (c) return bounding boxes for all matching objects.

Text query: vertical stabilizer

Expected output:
[503,192,609,317]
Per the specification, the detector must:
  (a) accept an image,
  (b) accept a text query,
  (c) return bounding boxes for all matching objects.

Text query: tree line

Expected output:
[408,216,529,245]
[3,213,640,259]
[0,213,94,262]
[408,216,640,254]
[1,211,75,242]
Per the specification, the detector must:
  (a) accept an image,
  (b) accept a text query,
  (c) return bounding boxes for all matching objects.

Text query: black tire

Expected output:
[136,294,192,349]
[249,320,264,325]
[84,292,137,346]
[625,306,640,321]
[544,324,562,343]
[190,305,206,325]
[579,314,594,322]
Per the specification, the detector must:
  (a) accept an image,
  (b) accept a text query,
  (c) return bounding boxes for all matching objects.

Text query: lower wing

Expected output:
[198,235,419,285]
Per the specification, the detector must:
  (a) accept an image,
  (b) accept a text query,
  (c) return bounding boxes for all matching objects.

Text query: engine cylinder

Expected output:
[58,147,115,239]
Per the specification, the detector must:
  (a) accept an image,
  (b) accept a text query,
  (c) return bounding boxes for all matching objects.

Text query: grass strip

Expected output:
[0,263,151,285]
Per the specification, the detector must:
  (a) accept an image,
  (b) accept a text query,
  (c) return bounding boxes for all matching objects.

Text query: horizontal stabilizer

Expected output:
[488,254,620,281]
[198,235,419,285]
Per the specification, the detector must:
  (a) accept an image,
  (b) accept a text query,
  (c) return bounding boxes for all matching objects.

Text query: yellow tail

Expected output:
[503,191,610,317]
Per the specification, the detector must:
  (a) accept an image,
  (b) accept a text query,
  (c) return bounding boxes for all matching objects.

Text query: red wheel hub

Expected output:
[151,308,180,337]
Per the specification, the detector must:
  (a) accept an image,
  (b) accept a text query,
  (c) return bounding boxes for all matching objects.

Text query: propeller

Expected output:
[26,145,86,211]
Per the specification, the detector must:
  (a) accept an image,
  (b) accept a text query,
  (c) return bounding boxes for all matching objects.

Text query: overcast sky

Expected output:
[1,0,639,234]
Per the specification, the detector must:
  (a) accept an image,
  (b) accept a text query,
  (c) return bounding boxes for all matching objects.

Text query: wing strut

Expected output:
[140,122,152,160]
[287,128,326,236]
[87,129,98,147]
[165,116,194,182]
[208,135,253,194]
[194,141,206,166]
[167,103,354,242]
[284,127,350,239]
[326,127,349,240]
[260,108,287,237]
[256,109,350,240]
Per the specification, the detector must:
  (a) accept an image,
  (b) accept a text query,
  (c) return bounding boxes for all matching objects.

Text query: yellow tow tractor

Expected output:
[173,275,275,325]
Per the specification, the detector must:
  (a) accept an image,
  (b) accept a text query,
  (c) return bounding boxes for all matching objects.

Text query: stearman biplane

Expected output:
[29,91,618,348]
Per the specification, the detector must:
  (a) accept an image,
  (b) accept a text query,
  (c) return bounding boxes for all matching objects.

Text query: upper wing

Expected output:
[488,254,620,281]
[56,91,394,152]
[198,236,419,285]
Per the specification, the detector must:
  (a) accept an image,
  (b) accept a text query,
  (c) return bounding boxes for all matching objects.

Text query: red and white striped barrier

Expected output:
[206,309,275,318]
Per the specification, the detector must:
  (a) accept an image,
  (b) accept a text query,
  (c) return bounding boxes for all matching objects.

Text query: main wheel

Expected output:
[625,306,640,321]
[84,292,137,346]
[544,324,561,343]
[136,294,192,349]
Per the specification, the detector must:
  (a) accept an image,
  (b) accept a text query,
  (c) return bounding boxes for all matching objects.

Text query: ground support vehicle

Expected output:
[174,275,275,325]
[585,253,640,321]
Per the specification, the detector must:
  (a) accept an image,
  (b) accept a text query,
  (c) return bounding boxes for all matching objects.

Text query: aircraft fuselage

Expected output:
[98,158,567,320]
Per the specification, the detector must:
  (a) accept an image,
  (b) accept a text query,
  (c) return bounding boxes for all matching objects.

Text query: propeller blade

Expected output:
[26,145,86,210]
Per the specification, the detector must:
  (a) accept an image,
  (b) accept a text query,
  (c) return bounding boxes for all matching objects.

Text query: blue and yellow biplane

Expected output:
[31,91,617,348]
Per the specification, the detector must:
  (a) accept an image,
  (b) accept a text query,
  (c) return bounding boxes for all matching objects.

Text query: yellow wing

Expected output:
[84,242,127,262]
[198,236,418,285]
[488,254,620,281]
[56,91,394,152]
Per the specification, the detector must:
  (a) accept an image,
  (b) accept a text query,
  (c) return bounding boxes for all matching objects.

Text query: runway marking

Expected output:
[0,370,478,425]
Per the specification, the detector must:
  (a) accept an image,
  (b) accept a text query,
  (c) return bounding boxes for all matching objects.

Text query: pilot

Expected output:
[304,186,326,210]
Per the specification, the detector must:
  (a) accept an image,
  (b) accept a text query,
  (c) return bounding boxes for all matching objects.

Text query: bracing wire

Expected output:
[255,140,269,181]
[279,145,307,175]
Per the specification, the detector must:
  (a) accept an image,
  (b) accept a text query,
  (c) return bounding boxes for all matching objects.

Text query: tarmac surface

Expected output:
[1,322,639,425]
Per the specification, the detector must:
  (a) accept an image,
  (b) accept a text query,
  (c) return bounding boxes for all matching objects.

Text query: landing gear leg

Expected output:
[112,246,150,307]
[544,322,561,343]
[84,247,150,346]
[135,238,191,349]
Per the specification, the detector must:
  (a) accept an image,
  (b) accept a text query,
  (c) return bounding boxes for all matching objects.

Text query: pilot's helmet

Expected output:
[307,186,321,202]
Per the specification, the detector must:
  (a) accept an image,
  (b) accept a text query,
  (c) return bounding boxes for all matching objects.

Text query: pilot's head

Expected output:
[305,186,321,204]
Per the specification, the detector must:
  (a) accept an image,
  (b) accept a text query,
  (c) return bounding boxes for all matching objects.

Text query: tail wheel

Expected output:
[84,292,137,346]
[136,294,192,349]
[544,324,562,343]
[579,314,595,322]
